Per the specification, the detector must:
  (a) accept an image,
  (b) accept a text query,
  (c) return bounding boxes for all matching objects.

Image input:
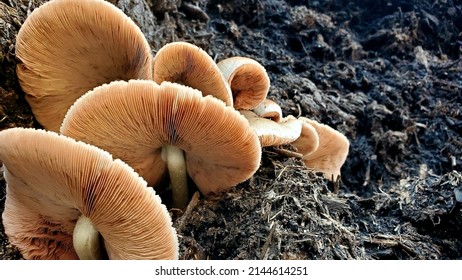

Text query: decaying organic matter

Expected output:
[1,0,461,260]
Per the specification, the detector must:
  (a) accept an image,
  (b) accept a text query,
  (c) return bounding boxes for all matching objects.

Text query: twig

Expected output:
[296,103,302,118]
[26,0,34,17]
[269,206,284,221]
[274,166,288,181]
[273,148,303,159]
[333,175,340,194]
[363,157,371,187]
[175,191,200,234]
[181,2,210,22]
[260,221,276,260]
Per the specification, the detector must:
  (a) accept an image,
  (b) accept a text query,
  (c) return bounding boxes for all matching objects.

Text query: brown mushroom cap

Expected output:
[15,0,153,132]
[293,117,350,181]
[252,99,283,122]
[217,56,270,110]
[240,110,302,147]
[0,128,178,260]
[60,80,261,195]
[152,41,233,106]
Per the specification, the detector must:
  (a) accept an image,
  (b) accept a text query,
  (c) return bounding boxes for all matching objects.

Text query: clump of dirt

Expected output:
[176,153,364,260]
[1,0,461,260]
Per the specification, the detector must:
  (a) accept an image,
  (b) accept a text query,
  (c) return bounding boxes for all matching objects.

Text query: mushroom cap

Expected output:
[60,80,261,195]
[0,128,178,260]
[294,117,350,181]
[217,56,270,110]
[240,110,302,147]
[291,119,320,156]
[152,41,233,106]
[15,0,153,132]
[252,99,283,122]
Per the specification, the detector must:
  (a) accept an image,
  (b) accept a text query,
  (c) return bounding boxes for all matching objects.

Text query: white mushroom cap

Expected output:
[240,110,302,147]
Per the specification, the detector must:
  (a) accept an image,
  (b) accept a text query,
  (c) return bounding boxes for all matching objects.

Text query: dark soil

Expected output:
[1,0,461,260]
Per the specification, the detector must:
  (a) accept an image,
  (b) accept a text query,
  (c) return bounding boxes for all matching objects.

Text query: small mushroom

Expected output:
[0,128,178,260]
[152,41,233,106]
[252,99,283,122]
[291,117,350,181]
[61,80,261,209]
[240,110,302,147]
[15,0,153,132]
[217,57,270,110]
[291,119,320,156]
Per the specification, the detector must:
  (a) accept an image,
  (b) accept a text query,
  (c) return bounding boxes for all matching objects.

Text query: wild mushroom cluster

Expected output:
[0,0,349,260]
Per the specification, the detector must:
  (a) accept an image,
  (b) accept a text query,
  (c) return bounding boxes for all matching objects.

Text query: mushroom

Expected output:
[60,80,261,209]
[217,56,270,110]
[0,128,178,260]
[291,119,320,156]
[291,117,349,181]
[240,110,303,147]
[252,99,283,122]
[152,41,233,106]
[15,0,153,132]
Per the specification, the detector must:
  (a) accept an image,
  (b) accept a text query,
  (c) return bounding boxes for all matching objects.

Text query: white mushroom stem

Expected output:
[73,215,103,260]
[163,145,189,209]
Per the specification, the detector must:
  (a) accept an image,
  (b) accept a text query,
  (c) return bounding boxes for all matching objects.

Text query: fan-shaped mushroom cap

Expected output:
[152,42,233,106]
[60,80,261,196]
[240,110,302,147]
[0,128,178,260]
[292,117,349,181]
[15,0,153,132]
[217,57,270,110]
[252,99,283,122]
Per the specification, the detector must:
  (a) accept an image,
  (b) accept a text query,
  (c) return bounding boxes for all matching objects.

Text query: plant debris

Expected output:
[1,0,461,260]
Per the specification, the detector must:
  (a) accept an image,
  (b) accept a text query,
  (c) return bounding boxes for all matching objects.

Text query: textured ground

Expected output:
[1,0,461,259]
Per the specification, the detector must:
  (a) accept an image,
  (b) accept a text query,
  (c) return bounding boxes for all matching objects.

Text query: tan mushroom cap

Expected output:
[152,41,233,106]
[217,56,270,110]
[60,80,261,195]
[16,0,153,132]
[291,120,320,156]
[240,110,302,147]
[292,117,350,181]
[0,128,178,260]
[252,99,283,122]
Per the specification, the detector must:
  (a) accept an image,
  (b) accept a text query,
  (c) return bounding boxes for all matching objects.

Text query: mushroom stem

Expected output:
[163,145,189,209]
[73,215,103,260]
